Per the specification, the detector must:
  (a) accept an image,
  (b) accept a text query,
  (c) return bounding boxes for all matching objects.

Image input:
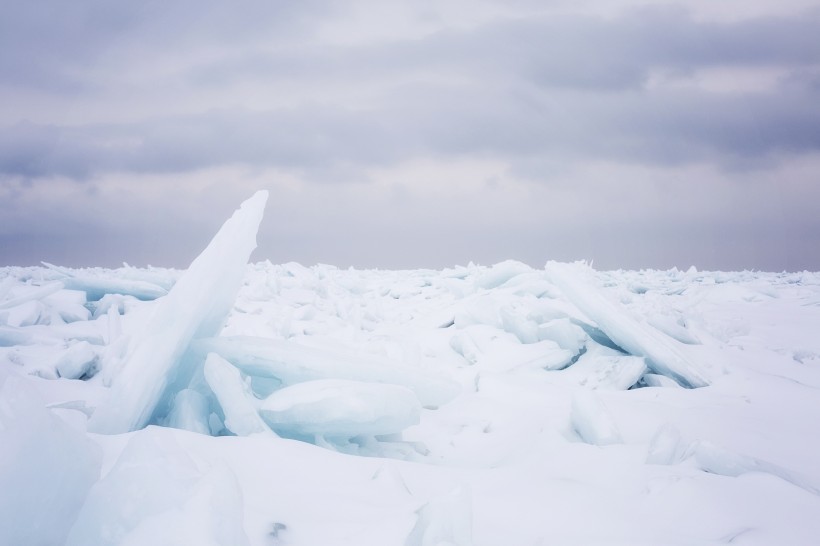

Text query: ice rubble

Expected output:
[3,211,820,544]
[42,262,169,301]
[88,190,269,434]
[86,188,440,445]
[545,261,712,388]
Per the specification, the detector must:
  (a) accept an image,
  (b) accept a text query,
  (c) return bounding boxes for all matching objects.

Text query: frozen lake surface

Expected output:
[2,193,819,545]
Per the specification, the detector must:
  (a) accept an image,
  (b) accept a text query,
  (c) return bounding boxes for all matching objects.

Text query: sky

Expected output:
[1,0,819,271]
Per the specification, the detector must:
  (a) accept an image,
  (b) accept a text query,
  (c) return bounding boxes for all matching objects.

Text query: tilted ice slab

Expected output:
[545,261,711,388]
[88,191,268,434]
[259,379,422,439]
[204,353,273,436]
[192,336,460,408]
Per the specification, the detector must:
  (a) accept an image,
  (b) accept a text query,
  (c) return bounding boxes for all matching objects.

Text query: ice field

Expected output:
[2,191,820,545]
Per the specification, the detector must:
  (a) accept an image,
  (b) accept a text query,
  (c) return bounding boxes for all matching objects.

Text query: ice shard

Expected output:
[545,262,711,388]
[88,191,268,434]
[204,353,273,436]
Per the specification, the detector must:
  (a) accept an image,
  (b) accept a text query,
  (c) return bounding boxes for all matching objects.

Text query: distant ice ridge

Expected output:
[88,191,269,434]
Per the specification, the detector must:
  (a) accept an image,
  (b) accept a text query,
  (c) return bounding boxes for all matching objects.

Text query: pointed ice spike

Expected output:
[88,191,268,434]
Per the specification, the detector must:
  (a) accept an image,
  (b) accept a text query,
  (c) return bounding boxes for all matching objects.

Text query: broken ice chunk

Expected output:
[0,281,64,310]
[55,341,99,380]
[474,260,532,289]
[560,353,647,390]
[545,262,711,388]
[165,389,211,435]
[499,306,539,344]
[640,373,683,388]
[2,300,43,327]
[204,353,273,436]
[536,318,587,355]
[570,390,622,445]
[88,191,268,434]
[259,379,421,439]
[193,336,460,408]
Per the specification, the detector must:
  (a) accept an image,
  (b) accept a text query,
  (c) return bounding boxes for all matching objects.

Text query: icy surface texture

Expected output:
[405,486,473,546]
[88,191,268,434]
[0,372,102,546]
[260,379,421,439]
[4,258,820,545]
[66,428,250,546]
[545,261,712,387]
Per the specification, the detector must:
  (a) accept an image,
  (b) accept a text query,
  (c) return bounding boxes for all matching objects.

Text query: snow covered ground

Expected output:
[2,193,820,545]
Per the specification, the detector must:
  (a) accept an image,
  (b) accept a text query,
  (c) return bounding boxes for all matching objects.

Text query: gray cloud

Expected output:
[1,80,818,181]
[0,0,332,90]
[1,1,820,271]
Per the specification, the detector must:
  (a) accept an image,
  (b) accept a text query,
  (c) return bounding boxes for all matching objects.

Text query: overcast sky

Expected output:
[1,0,819,271]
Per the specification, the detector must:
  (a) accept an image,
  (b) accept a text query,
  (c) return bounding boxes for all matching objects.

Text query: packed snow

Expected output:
[2,192,820,545]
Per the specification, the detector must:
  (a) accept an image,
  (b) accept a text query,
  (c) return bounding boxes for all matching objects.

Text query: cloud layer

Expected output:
[2,0,819,270]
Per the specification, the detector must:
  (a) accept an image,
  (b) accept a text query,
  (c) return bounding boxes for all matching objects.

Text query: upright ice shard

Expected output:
[88,191,268,434]
[545,262,711,388]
